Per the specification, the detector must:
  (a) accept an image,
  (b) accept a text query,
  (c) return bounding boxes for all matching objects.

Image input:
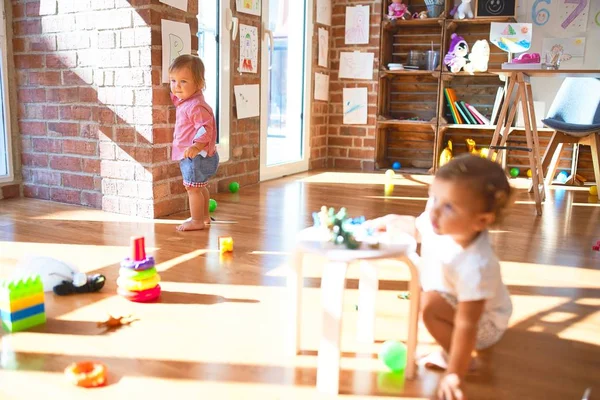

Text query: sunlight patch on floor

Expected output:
[500,261,600,288]
[298,172,433,186]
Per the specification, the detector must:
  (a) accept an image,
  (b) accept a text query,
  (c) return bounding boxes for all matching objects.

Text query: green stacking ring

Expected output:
[119,267,157,281]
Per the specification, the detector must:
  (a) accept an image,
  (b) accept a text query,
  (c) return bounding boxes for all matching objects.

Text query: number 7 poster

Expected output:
[558,0,590,32]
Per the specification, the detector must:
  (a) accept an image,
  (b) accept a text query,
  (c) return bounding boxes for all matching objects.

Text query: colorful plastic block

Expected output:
[0,275,46,333]
[218,236,233,253]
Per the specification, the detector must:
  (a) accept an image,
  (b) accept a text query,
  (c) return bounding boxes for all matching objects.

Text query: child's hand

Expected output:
[437,373,465,400]
[363,214,416,237]
[183,144,201,159]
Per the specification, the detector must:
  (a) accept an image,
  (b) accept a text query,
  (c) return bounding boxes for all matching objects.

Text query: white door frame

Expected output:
[259,0,313,181]
[0,0,13,183]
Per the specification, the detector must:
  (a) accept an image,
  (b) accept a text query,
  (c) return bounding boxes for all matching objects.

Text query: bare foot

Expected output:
[176,219,205,231]
[204,217,211,227]
[419,351,477,372]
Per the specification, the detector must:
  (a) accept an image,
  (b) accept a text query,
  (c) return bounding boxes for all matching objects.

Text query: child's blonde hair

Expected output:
[436,154,513,223]
[169,54,206,90]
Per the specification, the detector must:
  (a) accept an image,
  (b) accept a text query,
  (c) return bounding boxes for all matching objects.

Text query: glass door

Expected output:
[0,0,12,182]
[259,0,312,181]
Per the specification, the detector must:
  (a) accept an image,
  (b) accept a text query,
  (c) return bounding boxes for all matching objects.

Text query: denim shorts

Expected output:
[179,152,219,187]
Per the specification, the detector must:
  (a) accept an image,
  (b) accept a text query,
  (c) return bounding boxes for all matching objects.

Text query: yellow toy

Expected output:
[478,147,497,162]
[466,138,478,155]
[591,186,598,196]
[0,275,46,332]
[439,140,453,167]
[219,236,234,253]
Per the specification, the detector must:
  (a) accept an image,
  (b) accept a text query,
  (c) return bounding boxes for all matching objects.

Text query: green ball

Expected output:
[509,167,520,178]
[229,181,240,193]
[208,199,217,212]
[379,340,407,372]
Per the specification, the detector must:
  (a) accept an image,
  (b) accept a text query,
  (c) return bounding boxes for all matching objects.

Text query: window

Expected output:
[198,0,230,162]
[0,0,13,182]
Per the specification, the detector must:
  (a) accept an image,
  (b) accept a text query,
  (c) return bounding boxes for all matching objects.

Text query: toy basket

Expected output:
[424,0,444,18]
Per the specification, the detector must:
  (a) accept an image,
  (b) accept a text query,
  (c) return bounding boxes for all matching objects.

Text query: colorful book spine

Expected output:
[465,103,491,125]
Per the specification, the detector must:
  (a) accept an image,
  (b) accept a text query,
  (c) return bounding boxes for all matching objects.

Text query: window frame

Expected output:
[0,0,13,183]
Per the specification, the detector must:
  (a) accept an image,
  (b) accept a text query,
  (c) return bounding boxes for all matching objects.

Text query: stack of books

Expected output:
[443,87,494,125]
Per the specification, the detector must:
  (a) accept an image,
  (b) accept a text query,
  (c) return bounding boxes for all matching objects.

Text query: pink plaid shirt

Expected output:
[171,91,217,161]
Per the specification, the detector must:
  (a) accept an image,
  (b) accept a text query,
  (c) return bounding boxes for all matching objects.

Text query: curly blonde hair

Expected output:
[436,154,514,224]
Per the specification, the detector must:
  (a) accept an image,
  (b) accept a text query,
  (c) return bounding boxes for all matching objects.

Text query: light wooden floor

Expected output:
[0,170,599,399]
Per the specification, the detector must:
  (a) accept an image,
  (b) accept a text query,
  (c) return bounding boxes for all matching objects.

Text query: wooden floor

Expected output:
[0,170,599,399]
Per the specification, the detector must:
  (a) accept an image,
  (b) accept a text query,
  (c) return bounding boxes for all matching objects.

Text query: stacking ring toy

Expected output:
[118,267,157,281]
[117,284,161,302]
[116,274,160,292]
[64,361,107,388]
[120,255,155,271]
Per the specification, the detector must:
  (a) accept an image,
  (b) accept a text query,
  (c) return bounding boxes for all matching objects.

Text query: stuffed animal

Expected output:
[388,0,411,20]
[464,39,490,74]
[444,33,469,73]
[454,0,474,19]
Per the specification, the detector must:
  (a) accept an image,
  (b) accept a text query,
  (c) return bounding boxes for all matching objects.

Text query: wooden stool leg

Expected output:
[565,144,581,185]
[288,250,304,356]
[525,81,545,201]
[317,261,348,395]
[545,143,565,189]
[404,253,421,380]
[518,77,542,215]
[357,261,378,344]
[589,133,600,200]
[497,83,521,166]
[488,74,517,161]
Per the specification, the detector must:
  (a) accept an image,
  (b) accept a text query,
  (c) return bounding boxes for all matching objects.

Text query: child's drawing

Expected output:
[345,5,370,45]
[316,0,332,26]
[489,22,532,53]
[318,28,329,67]
[161,19,191,83]
[236,0,261,16]
[239,24,258,74]
[559,0,589,31]
[339,52,374,80]
[343,87,368,124]
[542,36,586,67]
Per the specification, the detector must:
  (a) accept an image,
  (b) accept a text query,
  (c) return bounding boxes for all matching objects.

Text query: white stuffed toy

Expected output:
[464,40,490,74]
[454,0,474,19]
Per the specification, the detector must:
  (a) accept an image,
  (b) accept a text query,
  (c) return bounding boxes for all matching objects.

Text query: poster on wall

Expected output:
[314,73,329,101]
[476,0,517,17]
[542,37,586,67]
[557,0,590,32]
[161,20,192,83]
[316,0,332,26]
[339,51,374,80]
[239,24,259,73]
[318,28,329,67]
[343,88,368,124]
[234,84,260,119]
[236,0,261,16]
[160,0,188,12]
[345,5,370,45]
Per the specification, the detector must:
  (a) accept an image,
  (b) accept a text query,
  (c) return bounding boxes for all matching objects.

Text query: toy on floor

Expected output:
[117,237,161,303]
[509,167,520,178]
[388,0,411,20]
[392,161,401,170]
[439,140,453,167]
[527,169,533,178]
[229,181,240,193]
[444,34,469,73]
[209,198,217,212]
[379,340,407,372]
[593,240,600,251]
[556,171,569,183]
[590,186,598,196]
[0,275,46,333]
[97,314,138,332]
[64,361,107,388]
[218,236,234,253]
[12,256,105,295]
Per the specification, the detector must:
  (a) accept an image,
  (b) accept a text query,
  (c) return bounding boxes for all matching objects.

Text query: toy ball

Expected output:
[385,169,395,178]
[590,185,598,196]
[378,340,407,372]
[509,167,520,178]
[208,199,217,212]
[384,183,394,196]
[526,169,532,178]
[392,161,401,170]
[228,181,240,193]
[556,171,568,183]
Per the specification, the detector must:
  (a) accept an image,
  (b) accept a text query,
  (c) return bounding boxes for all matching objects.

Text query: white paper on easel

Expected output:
[239,24,259,73]
[161,20,192,83]
[318,28,329,67]
[316,0,332,26]
[345,5,369,45]
[160,0,188,11]
[343,87,368,124]
[339,51,374,80]
[234,84,260,119]
[314,73,329,101]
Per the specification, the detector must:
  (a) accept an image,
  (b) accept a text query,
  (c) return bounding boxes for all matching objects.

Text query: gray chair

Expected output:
[540,77,600,199]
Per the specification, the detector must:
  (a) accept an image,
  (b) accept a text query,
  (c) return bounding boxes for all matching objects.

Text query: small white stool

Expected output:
[287,227,421,395]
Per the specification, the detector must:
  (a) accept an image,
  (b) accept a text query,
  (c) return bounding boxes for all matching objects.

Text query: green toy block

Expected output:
[1,312,46,333]
[0,275,44,301]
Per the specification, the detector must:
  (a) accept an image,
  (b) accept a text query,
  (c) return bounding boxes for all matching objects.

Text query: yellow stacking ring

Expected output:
[119,267,157,281]
[117,274,160,292]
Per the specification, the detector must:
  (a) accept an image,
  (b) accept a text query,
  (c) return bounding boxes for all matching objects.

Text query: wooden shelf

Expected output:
[440,124,555,133]
[383,18,444,31]
[377,117,436,127]
[380,69,440,78]
[441,71,502,78]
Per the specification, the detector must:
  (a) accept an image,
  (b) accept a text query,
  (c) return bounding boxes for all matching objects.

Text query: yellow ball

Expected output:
[527,169,532,178]
[385,169,395,178]
[384,183,394,196]
[590,186,598,196]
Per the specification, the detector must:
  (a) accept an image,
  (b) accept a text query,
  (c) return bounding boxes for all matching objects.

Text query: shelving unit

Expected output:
[375,3,599,181]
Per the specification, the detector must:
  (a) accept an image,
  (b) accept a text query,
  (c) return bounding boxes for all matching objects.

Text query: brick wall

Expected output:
[328,0,381,170]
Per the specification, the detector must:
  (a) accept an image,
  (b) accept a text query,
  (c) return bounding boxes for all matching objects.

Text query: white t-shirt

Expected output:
[415,209,513,330]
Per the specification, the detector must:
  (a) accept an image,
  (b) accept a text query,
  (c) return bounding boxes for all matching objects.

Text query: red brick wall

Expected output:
[328,0,381,170]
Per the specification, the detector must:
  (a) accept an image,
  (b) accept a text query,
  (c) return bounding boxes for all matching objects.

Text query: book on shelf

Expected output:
[444,88,492,126]
[490,86,505,125]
